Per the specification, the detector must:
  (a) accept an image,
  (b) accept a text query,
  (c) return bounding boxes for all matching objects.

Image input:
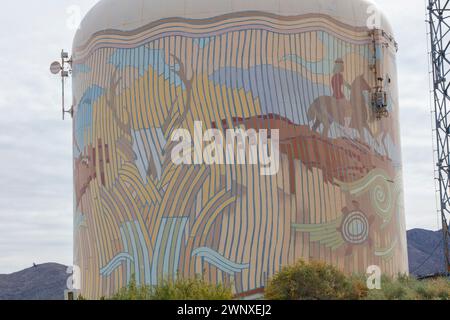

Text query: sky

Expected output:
[0,0,440,274]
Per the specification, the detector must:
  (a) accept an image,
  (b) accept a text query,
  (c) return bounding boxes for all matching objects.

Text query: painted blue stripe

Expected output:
[173,218,189,278]
[192,247,249,275]
[119,226,132,284]
[100,253,134,276]
[126,222,141,284]
[134,221,151,285]
[163,219,177,277]
[151,218,167,285]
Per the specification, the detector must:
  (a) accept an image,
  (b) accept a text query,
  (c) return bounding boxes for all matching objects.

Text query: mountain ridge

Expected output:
[407,228,448,277]
[0,263,68,300]
[0,229,447,300]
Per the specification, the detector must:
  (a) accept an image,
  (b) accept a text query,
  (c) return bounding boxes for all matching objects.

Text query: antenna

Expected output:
[50,50,73,120]
[427,0,450,276]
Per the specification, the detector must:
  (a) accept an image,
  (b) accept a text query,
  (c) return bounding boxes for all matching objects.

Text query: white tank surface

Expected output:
[72,0,407,299]
[74,0,394,45]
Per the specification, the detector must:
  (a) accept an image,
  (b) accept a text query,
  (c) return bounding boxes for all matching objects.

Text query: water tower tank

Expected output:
[72,0,408,298]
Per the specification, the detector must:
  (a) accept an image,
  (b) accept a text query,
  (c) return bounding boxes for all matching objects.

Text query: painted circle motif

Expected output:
[342,211,369,244]
[370,177,393,220]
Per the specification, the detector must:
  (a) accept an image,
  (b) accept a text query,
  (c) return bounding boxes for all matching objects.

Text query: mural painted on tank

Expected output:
[71,12,407,298]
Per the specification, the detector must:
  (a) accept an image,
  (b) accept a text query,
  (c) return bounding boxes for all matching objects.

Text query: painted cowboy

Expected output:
[331,58,351,101]
[331,58,353,131]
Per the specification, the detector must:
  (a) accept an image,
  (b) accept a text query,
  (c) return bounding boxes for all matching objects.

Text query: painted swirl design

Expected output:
[370,176,393,221]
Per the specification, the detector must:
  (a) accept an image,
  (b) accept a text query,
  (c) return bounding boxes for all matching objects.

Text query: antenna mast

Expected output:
[50,50,73,120]
[427,0,450,275]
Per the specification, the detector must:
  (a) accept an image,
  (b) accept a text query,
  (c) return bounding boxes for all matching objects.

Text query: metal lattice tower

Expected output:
[428,0,450,275]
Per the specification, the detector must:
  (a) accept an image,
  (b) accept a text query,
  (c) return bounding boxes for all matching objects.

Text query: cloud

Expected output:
[372,0,440,231]
[0,0,440,273]
[0,0,97,274]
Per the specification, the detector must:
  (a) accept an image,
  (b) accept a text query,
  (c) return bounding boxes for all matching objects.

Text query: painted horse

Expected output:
[307,75,371,139]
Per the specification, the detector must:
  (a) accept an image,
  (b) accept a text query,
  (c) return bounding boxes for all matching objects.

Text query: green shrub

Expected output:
[265,260,450,300]
[365,275,450,300]
[265,260,368,300]
[110,276,233,300]
[111,277,153,300]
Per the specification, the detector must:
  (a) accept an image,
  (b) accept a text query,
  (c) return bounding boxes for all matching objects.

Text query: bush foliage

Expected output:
[265,260,368,300]
[265,260,450,300]
[77,261,450,300]
[365,275,450,300]
[110,276,233,300]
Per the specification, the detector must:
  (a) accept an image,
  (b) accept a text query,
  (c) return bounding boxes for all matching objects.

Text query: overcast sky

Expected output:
[0,0,439,274]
